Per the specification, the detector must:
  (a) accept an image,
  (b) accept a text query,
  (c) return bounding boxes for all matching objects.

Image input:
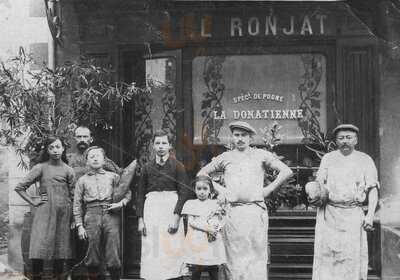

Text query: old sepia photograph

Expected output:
[1,0,400,279]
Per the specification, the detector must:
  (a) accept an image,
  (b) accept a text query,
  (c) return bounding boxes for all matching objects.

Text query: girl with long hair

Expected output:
[181,175,227,280]
[15,135,75,280]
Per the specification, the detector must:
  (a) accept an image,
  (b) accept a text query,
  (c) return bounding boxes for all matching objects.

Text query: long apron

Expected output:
[29,184,72,259]
[222,202,269,280]
[141,191,185,280]
[312,203,368,280]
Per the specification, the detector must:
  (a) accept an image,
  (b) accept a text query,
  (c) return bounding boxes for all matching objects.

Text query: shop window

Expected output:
[192,53,328,209]
[274,144,320,209]
[192,54,327,146]
[133,56,177,166]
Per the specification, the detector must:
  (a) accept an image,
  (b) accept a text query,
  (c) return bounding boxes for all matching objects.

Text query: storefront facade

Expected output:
[52,0,400,279]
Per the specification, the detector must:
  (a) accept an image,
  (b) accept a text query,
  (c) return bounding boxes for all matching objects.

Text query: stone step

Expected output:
[269,263,313,274]
[270,254,314,263]
[269,226,315,235]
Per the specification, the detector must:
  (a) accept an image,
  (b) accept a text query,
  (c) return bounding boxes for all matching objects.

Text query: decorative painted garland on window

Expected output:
[134,92,154,168]
[200,56,226,144]
[298,54,325,143]
[161,58,177,145]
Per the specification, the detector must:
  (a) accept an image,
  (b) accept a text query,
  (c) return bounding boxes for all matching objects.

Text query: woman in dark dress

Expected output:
[15,136,75,280]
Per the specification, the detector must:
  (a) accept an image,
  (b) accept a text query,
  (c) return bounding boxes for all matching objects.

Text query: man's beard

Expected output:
[77,141,90,152]
[339,144,353,154]
[339,144,350,149]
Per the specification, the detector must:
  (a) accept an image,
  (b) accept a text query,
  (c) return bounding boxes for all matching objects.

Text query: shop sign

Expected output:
[163,10,333,46]
[227,15,326,37]
[192,54,327,145]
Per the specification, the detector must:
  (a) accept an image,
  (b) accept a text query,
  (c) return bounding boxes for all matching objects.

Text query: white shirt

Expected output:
[156,154,169,166]
[316,150,378,204]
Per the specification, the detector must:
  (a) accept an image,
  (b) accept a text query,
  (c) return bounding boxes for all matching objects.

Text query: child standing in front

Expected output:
[15,136,75,280]
[181,175,227,280]
[73,146,131,280]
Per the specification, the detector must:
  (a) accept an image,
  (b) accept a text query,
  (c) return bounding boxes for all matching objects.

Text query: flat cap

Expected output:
[228,121,257,135]
[332,124,359,135]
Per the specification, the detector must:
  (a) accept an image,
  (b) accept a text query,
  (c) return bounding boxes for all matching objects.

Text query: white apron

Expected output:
[312,150,379,280]
[222,202,269,280]
[141,191,185,280]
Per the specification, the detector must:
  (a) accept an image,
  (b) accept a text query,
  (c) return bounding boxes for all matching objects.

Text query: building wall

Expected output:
[380,56,400,198]
[0,0,50,272]
[378,3,400,278]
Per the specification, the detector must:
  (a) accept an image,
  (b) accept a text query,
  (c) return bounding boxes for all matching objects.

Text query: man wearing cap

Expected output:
[197,121,293,280]
[311,124,379,280]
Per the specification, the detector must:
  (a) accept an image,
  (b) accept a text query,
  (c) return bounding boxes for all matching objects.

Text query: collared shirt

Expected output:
[156,154,169,166]
[73,169,131,226]
[136,156,193,217]
[67,152,122,180]
[198,148,278,202]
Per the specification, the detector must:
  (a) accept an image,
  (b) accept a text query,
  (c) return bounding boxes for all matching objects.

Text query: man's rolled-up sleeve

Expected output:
[197,154,225,176]
[364,155,379,190]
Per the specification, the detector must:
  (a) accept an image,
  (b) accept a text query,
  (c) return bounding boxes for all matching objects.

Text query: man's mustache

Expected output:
[77,141,89,148]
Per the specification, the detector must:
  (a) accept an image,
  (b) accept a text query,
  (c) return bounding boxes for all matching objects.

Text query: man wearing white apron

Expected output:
[137,130,193,280]
[312,124,379,280]
[197,121,293,280]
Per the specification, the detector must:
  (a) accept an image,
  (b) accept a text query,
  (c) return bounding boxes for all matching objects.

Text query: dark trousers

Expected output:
[190,265,219,280]
[83,206,121,269]
[69,228,88,280]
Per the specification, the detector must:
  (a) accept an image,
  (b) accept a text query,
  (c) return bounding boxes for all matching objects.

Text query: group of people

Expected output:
[15,120,379,280]
[15,127,137,280]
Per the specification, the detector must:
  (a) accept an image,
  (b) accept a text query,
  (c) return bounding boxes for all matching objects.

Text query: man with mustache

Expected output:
[68,126,121,179]
[197,121,293,280]
[67,125,137,210]
[67,126,137,280]
[311,124,379,280]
